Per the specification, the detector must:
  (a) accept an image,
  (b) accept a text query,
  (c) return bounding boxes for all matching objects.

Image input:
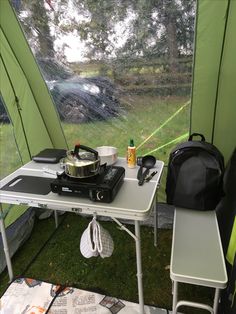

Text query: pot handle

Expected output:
[74,144,98,159]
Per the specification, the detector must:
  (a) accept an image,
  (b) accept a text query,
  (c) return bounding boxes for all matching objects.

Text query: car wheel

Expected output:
[60,97,89,123]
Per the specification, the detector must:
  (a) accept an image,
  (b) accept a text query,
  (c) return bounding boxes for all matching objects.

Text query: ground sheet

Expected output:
[0,278,170,314]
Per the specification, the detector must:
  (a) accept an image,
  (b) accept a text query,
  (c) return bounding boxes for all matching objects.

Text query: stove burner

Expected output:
[51,165,125,203]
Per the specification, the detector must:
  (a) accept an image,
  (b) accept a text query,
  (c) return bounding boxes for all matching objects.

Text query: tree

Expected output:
[12,0,55,58]
[13,0,196,68]
[116,0,195,71]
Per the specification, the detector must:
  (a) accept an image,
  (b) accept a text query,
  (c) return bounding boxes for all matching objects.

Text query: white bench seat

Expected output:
[170,207,228,313]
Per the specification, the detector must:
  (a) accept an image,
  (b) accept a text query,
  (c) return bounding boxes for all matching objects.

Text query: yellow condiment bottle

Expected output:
[127,139,136,168]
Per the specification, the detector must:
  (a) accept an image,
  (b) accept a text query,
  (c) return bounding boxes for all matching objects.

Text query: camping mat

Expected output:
[0,277,168,314]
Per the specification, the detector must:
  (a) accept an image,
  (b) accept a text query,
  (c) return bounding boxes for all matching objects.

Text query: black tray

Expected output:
[32,148,67,163]
[1,175,54,195]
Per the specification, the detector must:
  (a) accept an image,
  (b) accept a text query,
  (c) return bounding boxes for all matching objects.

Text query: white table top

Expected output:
[170,207,227,288]
[0,158,164,221]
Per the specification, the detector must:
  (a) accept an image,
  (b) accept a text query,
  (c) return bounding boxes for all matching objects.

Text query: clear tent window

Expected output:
[4,0,196,166]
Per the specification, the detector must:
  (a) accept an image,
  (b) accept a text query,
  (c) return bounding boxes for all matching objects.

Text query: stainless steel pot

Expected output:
[95,146,118,165]
[63,144,100,178]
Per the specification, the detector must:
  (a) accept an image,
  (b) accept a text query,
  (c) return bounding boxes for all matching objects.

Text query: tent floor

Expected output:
[1,277,172,313]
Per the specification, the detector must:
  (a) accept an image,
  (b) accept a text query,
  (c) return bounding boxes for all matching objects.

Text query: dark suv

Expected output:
[38,59,123,123]
[0,59,123,124]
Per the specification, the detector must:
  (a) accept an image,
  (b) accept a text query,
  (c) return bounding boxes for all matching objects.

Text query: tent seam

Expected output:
[0,23,63,150]
[189,0,199,135]
[211,0,231,144]
[0,93,24,165]
[0,53,32,159]
[1,3,68,149]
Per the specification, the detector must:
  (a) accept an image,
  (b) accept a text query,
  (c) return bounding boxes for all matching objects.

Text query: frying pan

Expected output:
[137,155,156,186]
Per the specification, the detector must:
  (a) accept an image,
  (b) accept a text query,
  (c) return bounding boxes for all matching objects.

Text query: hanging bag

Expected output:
[166,133,225,211]
[80,218,114,258]
[80,219,99,258]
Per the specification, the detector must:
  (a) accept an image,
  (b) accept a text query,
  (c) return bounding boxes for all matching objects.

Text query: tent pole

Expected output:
[0,204,13,281]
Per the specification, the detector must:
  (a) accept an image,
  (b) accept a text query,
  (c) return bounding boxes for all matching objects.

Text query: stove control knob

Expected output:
[96,191,104,200]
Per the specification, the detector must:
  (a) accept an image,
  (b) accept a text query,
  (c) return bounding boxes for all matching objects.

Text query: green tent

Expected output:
[0,1,68,273]
[0,0,236,310]
[0,0,68,165]
[191,0,236,163]
[0,0,235,275]
[1,0,235,165]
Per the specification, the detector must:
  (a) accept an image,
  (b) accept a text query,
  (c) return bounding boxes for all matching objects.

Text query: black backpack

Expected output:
[166,133,225,211]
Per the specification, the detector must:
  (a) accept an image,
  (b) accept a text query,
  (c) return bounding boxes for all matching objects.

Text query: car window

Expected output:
[10,0,196,164]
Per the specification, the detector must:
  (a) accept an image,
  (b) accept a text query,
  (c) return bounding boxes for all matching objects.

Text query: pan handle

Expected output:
[138,168,150,186]
[74,144,98,159]
[137,164,143,180]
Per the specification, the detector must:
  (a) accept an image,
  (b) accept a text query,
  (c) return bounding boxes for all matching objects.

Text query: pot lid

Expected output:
[64,144,100,166]
[66,151,98,166]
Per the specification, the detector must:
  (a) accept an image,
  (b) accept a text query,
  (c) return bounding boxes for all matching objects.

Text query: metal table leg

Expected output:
[213,288,220,313]
[154,193,158,247]
[0,204,13,281]
[172,280,178,314]
[135,220,145,314]
[112,218,145,314]
[54,210,59,228]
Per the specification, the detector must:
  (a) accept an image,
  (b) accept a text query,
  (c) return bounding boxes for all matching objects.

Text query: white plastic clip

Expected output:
[93,212,97,220]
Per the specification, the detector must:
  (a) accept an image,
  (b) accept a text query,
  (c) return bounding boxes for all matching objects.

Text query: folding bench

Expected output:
[170,207,228,313]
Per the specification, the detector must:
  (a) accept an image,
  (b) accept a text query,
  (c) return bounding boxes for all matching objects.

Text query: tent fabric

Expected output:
[1,29,54,162]
[0,0,67,265]
[216,147,236,255]
[0,207,35,274]
[227,217,236,266]
[0,0,235,165]
[0,0,236,270]
[0,0,235,168]
[191,0,236,164]
[2,204,28,229]
[213,0,236,164]
[0,1,67,164]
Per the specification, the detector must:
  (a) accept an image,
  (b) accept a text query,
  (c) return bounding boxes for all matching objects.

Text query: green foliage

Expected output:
[14,0,195,63]
[14,0,54,58]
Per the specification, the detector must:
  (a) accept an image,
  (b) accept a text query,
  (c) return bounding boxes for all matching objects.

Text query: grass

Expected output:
[0,213,214,313]
[0,96,190,167]
[62,95,190,165]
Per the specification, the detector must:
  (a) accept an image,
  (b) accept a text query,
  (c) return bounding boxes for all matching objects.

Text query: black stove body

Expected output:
[51,165,125,203]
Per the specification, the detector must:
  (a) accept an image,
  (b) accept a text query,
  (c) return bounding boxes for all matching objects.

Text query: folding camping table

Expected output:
[0,157,164,314]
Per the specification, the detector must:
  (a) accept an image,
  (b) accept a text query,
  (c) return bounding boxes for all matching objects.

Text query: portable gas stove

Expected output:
[51,165,125,203]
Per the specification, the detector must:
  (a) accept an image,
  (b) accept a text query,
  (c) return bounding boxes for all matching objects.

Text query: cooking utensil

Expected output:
[63,144,100,178]
[145,171,157,182]
[137,155,154,180]
[137,156,143,167]
[95,146,118,165]
[137,155,156,186]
